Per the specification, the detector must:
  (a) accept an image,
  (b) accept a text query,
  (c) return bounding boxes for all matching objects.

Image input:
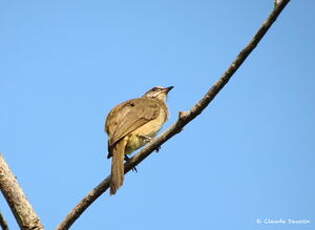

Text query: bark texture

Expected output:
[0,154,44,230]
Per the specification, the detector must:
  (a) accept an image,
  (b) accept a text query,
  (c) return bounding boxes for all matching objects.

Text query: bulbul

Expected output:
[105,86,173,195]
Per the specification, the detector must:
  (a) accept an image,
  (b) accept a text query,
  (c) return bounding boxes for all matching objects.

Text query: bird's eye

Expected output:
[152,87,158,91]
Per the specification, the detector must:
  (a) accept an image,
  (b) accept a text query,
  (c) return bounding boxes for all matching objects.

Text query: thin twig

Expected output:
[0,154,44,230]
[0,212,9,230]
[56,1,291,229]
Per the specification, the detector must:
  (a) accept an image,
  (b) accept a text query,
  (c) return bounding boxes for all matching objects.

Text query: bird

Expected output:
[105,86,173,195]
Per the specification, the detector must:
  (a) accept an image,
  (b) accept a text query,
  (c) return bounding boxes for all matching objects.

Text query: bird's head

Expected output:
[143,86,174,102]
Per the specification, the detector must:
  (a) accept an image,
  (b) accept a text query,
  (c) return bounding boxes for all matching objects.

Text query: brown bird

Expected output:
[105,86,173,195]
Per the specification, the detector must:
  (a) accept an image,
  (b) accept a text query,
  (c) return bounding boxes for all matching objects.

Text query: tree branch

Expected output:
[57,1,291,229]
[0,154,44,230]
[0,212,9,230]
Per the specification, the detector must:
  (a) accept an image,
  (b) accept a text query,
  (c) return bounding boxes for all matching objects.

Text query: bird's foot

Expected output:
[124,155,137,172]
[138,135,152,144]
[155,145,161,153]
[139,135,161,152]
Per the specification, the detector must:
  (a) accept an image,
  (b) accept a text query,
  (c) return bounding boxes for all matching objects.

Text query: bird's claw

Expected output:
[124,155,138,172]
[155,146,161,153]
[139,135,152,144]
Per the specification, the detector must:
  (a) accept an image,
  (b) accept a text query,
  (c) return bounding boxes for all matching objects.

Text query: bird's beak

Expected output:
[165,86,174,93]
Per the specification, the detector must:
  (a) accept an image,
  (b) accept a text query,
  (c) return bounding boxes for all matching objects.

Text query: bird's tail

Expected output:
[110,138,127,195]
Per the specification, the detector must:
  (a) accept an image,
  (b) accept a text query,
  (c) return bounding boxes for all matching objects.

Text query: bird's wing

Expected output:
[106,98,161,148]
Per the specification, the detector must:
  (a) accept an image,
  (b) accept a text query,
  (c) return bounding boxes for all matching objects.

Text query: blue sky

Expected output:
[1,1,314,229]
